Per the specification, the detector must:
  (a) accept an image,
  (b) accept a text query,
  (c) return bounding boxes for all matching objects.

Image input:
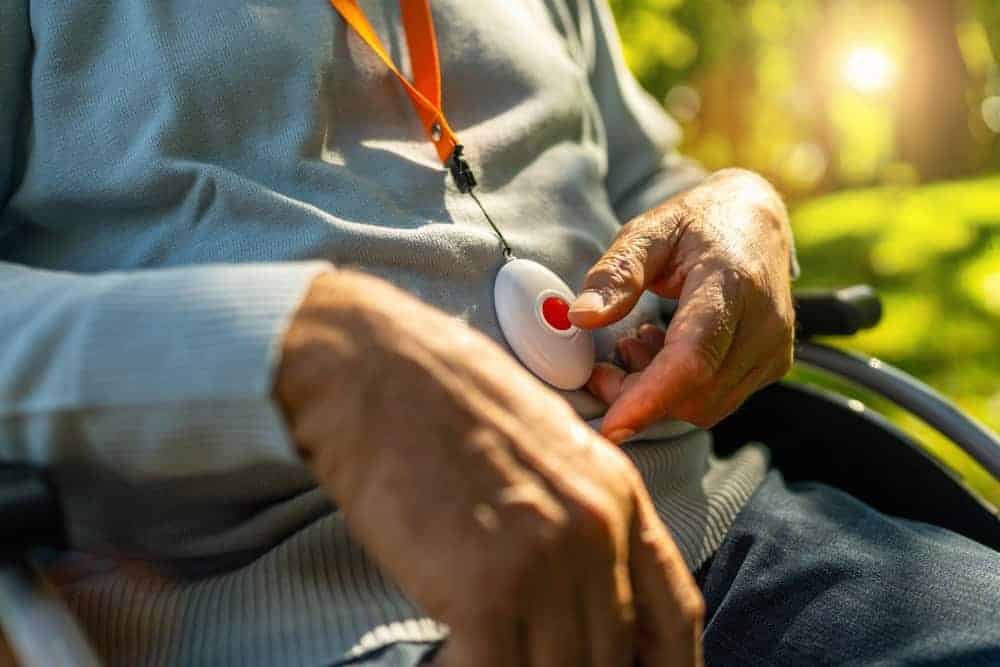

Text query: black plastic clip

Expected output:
[447,145,478,193]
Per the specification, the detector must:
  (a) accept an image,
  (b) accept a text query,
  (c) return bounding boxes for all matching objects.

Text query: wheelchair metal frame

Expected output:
[795,341,1000,482]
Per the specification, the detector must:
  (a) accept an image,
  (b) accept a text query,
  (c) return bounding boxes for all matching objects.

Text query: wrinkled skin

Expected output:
[570,168,797,441]
[276,271,704,667]
[274,167,794,665]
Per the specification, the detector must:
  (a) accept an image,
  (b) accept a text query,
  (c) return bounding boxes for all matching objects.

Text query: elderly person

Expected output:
[2,1,998,665]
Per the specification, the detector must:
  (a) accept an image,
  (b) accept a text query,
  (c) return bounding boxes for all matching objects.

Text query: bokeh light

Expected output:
[982,96,1000,133]
[843,46,897,94]
[609,0,1000,503]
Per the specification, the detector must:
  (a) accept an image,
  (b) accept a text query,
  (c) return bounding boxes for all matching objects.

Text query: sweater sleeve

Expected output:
[581,0,707,223]
[579,0,800,276]
[0,3,331,557]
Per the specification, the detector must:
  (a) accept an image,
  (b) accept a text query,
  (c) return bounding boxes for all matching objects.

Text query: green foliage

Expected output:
[610,0,1000,195]
[609,1,1000,505]
[611,0,1000,507]
[791,178,1000,505]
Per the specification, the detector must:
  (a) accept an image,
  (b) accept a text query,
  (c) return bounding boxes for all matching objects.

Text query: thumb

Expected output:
[569,219,675,329]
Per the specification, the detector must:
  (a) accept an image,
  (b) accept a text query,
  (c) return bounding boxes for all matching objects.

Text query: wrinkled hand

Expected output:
[276,271,704,667]
[570,169,796,442]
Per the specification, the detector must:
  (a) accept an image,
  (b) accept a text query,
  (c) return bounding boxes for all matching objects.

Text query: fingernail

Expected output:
[605,428,635,444]
[570,290,606,315]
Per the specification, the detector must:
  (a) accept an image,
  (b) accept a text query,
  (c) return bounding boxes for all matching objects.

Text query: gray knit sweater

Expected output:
[0,1,770,664]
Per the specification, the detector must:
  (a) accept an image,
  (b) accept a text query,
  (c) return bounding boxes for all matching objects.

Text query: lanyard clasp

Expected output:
[447,145,478,193]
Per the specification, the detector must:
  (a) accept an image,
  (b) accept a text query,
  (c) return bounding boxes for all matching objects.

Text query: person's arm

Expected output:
[0,4,329,558]
[276,271,705,667]
[567,0,798,437]
[1,7,703,662]
[580,0,707,222]
[579,0,706,222]
[574,0,800,277]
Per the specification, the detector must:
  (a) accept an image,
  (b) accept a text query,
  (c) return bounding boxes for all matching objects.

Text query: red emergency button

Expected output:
[541,296,572,331]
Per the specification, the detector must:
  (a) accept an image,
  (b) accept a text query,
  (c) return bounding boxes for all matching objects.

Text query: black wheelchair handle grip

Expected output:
[794,285,883,339]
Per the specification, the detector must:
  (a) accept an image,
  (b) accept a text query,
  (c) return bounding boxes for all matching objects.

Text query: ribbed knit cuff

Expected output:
[78,261,331,473]
[79,262,330,406]
[7,261,332,480]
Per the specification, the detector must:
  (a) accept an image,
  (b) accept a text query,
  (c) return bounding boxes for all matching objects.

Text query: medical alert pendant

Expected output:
[329,0,594,388]
[494,258,595,390]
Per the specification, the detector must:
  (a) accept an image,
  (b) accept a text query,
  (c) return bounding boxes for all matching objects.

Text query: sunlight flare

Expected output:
[843,46,897,93]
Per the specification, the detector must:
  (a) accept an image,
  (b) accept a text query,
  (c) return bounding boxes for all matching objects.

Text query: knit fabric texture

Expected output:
[1,1,771,663]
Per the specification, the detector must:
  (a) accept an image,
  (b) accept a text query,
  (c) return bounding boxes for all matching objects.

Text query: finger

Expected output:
[629,491,704,667]
[619,337,655,373]
[569,213,679,329]
[581,548,635,667]
[668,366,761,430]
[620,373,642,398]
[557,448,637,666]
[712,360,779,421]
[524,561,587,667]
[674,297,794,426]
[712,301,793,396]
[587,366,644,416]
[663,318,775,427]
[601,268,742,436]
[637,324,666,353]
[587,363,627,406]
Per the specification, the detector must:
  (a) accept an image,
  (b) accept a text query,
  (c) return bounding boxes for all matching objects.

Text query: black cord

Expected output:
[468,189,513,258]
[448,145,514,258]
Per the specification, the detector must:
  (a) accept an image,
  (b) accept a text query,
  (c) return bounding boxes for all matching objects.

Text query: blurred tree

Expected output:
[802,0,839,192]
[897,0,974,180]
[609,0,999,195]
[608,0,1000,502]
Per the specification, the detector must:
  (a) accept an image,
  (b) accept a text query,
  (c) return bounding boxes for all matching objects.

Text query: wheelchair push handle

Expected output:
[794,285,882,339]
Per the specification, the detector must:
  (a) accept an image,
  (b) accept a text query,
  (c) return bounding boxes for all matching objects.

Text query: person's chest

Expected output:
[14,0,660,416]
[24,0,607,198]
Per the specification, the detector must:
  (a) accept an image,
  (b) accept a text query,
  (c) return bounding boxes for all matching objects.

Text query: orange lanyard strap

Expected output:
[328,0,477,192]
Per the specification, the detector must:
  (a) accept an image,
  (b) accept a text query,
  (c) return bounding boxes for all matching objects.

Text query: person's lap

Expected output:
[341,471,1000,666]
[698,470,1000,665]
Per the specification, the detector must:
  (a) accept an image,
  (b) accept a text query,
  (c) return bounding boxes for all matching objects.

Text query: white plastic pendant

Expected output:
[494,258,595,390]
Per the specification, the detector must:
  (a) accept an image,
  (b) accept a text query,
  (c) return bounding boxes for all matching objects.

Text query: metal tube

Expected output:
[795,341,1000,481]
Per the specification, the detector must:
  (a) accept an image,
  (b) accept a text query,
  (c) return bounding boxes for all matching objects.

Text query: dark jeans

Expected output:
[343,471,1000,666]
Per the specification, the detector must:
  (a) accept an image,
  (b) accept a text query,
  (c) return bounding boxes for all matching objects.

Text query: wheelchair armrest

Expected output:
[794,285,882,338]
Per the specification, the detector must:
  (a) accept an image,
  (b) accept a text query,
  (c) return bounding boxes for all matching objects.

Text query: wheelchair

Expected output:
[1,286,998,666]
